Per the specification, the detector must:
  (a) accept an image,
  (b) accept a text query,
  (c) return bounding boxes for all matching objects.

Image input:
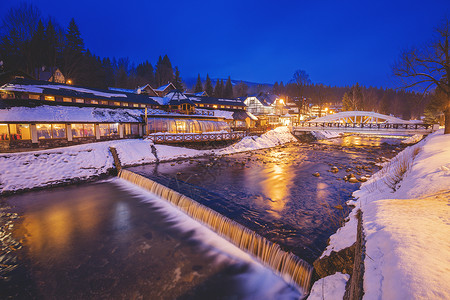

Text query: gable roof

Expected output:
[161,90,194,106]
[155,82,176,92]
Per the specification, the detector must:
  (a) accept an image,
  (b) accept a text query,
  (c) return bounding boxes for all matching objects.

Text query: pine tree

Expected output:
[62,18,84,82]
[204,74,213,96]
[155,56,163,86]
[66,18,84,53]
[194,74,203,93]
[173,66,184,91]
[45,20,57,68]
[213,79,223,98]
[30,20,45,78]
[224,76,233,98]
[136,60,155,86]
[279,81,285,95]
[273,81,279,95]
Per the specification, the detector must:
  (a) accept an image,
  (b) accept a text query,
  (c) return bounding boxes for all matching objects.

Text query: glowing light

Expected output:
[66,79,72,85]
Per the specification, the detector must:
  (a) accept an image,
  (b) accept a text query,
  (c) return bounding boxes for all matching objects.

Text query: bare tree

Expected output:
[393,18,450,133]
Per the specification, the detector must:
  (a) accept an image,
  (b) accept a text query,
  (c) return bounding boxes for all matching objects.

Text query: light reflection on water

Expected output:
[129,135,406,262]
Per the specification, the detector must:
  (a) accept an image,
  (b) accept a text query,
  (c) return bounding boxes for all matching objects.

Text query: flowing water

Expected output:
[128,135,406,264]
[0,135,406,298]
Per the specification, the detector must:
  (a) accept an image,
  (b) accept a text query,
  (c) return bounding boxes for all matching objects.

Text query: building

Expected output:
[154,83,176,97]
[243,93,290,127]
[34,66,66,83]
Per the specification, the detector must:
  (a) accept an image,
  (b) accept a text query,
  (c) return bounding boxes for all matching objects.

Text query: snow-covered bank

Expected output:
[0,127,295,194]
[311,129,450,299]
[310,130,342,140]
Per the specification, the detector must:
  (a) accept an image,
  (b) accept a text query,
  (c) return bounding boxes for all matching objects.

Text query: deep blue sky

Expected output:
[2,0,450,88]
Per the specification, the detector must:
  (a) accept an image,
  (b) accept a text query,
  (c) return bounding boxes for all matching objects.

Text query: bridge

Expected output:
[293,111,439,135]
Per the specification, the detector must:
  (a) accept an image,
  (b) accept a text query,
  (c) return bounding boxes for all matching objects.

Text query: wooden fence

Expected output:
[146,131,247,144]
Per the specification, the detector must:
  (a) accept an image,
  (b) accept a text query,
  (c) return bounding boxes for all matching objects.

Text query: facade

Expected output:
[35,66,66,83]
[243,93,290,127]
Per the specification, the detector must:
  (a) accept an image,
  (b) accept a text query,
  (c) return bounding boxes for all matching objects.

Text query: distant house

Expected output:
[154,82,176,97]
[243,93,289,126]
[108,84,158,97]
[34,66,66,83]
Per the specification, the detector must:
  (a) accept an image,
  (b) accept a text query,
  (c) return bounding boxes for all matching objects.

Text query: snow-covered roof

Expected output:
[188,95,246,107]
[0,105,144,123]
[195,108,234,120]
[2,78,159,106]
[155,83,176,92]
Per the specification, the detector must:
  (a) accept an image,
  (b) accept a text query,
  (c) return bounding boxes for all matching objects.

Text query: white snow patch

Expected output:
[401,134,423,144]
[307,272,350,300]
[311,130,342,139]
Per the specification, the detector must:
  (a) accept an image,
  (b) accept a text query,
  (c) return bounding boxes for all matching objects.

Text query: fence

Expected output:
[146,131,247,144]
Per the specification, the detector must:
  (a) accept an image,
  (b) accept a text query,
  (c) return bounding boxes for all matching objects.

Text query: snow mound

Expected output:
[401,134,423,145]
[218,126,296,155]
[311,130,342,140]
[307,272,350,300]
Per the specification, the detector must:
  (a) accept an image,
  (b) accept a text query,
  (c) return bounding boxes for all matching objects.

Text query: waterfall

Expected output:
[119,169,313,295]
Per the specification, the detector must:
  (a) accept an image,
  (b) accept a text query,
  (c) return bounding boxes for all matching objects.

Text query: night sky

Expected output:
[2,0,450,88]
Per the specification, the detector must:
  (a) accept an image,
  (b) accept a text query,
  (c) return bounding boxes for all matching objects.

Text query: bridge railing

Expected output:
[146,131,247,144]
[298,122,435,131]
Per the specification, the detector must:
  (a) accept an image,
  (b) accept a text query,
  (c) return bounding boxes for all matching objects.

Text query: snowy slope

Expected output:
[317,129,450,299]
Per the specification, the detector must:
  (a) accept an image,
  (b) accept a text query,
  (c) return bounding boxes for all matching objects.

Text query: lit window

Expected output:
[122,102,128,107]
[71,124,95,137]
[29,94,40,100]
[101,100,109,105]
[220,105,225,108]
[90,99,99,104]
[133,103,139,107]
[9,124,31,140]
[63,97,72,102]
[114,102,121,106]
[37,124,66,139]
[44,95,55,101]
[140,104,146,108]
[75,99,84,103]
[199,104,204,107]
[213,105,218,109]
[0,124,9,140]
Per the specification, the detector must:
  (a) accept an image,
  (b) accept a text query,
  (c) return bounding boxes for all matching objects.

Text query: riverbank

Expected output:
[0,127,296,194]
[309,129,450,299]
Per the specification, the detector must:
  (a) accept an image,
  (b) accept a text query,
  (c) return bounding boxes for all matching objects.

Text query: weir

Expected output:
[118,169,313,295]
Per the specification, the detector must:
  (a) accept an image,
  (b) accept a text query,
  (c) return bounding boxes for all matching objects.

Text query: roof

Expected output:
[232,110,258,121]
[1,78,160,106]
[158,90,194,106]
[188,95,246,107]
[155,82,176,92]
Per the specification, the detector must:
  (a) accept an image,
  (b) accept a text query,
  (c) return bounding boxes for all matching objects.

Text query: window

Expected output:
[90,99,99,104]
[9,124,31,140]
[122,102,128,107]
[199,104,204,107]
[75,98,84,103]
[44,96,55,101]
[29,94,40,100]
[124,123,139,135]
[140,104,146,108]
[63,97,72,102]
[37,124,66,139]
[133,103,139,107]
[0,124,8,140]
[99,124,119,136]
[71,124,95,138]
[101,100,109,105]
[114,102,121,106]
[213,105,218,109]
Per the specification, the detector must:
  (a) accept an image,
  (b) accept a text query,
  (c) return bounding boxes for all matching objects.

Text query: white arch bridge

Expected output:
[292,111,439,136]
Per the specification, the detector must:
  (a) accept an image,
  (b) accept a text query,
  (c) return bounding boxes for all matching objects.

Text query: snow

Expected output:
[307,272,350,300]
[195,108,234,119]
[0,105,144,122]
[401,134,423,144]
[2,83,127,98]
[0,127,296,194]
[318,129,450,299]
[311,130,342,139]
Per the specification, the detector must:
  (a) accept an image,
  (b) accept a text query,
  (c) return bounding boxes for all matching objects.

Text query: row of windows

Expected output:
[26,93,148,108]
[196,104,244,110]
[147,118,230,134]
[0,123,140,141]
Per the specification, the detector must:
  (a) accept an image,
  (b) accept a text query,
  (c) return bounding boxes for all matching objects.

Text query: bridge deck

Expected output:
[293,122,438,135]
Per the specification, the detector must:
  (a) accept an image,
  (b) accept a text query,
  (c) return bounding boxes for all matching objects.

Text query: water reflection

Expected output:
[129,135,406,263]
[2,181,300,299]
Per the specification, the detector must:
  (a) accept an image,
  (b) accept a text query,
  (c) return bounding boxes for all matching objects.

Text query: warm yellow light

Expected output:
[324,107,328,111]
[279,99,285,105]
[66,79,72,85]
[213,105,218,108]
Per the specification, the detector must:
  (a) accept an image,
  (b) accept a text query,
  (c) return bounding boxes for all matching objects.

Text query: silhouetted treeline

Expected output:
[273,78,430,120]
[0,3,181,90]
